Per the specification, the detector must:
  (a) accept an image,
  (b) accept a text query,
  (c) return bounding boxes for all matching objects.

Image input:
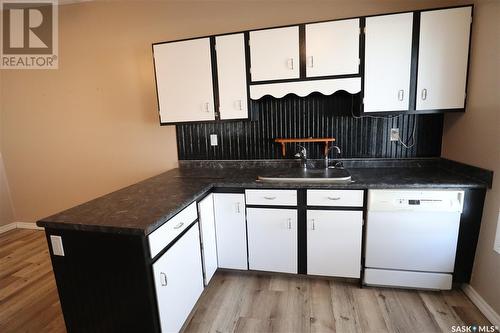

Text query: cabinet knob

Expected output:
[421,88,428,101]
[287,218,292,230]
[235,202,241,214]
[160,272,168,286]
[287,58,294,70]
[204,102,210,112]
[327,196,341,201]
[311,219,316,231]
[263,196,277,200]
[173,222,184,230]
[237,99,243,111]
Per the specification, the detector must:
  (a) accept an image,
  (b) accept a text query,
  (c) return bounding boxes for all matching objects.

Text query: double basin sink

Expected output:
[258,167,352,184]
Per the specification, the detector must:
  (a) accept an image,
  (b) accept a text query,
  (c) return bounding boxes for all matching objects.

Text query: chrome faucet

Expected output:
[294,145,308,170]
[325,145,341,169]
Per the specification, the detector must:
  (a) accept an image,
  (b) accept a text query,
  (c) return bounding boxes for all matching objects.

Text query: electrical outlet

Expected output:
[210,134,218,146]
[390,128,400,142]
[50,235,65,256]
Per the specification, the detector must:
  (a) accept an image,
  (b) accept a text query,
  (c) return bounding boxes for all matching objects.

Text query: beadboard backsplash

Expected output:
[176,92,443,160]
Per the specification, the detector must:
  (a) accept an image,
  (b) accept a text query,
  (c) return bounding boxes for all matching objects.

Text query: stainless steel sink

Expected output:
[258,168,352,183]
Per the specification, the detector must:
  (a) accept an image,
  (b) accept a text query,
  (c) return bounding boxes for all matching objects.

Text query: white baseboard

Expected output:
[462,284,500,327]
[0,222,17,234]
[0,222,44,234]
[16,222,44,231]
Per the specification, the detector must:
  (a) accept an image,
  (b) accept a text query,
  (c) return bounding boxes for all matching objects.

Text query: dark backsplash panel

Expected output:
[176,92,443,160]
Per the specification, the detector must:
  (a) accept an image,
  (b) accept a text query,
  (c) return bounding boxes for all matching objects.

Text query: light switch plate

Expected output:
[210,134,218,146]
[50,235,65,256]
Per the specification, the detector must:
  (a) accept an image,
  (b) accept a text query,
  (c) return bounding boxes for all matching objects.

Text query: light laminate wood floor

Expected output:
[0,229,491,333]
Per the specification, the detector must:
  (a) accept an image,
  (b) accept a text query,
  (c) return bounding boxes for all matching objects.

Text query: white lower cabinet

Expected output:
[247,208,297,274]
[152,224,204,333]
[198,194,218,285]
[213,193,248,270]
[307,210,363,278]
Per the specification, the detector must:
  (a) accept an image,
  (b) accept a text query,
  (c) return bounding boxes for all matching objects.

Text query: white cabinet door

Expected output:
[416,7,472,110]
[153,225,204,333]
[249,26,300,81]
[213,193,247,270]
[364,13,413,112]
[306,19,360,77]
[307,210,363,278]
[247,208,297,274]
[153,38,215,123]
[198,194,218,285]
[215,34,248,120]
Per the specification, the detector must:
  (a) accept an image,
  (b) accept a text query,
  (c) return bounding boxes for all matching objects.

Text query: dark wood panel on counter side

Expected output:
[45,229,160,333]
[176,92,444,160]
[453,188,487,283]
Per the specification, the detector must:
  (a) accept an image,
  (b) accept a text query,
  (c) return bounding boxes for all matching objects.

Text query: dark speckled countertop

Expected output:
[37,158,493,236]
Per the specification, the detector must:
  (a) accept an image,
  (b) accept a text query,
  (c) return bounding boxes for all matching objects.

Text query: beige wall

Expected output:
[0,70,16,226]
[2,0,471,223]
[441,0,500,315]
[2,0,498,314]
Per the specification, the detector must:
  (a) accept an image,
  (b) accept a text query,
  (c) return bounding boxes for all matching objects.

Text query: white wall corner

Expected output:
[462,284,500,327]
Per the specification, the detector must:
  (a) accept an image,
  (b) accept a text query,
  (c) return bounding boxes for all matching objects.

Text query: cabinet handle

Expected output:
[263,196,276,200]
[235,202,241,214]
[287,218,292,230]
[204,102,210,112]
[160,272,168,286]
[421,89,427,101]
[287,58,294,70]
[237,100,243,110]
[398,89,404,101]
[307,56,314,68]
[311,219,316,231]
[173,222,184,229]
[327,196,341,201]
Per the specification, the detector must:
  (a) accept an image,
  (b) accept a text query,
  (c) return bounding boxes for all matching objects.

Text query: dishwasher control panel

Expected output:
[368,190,464,213]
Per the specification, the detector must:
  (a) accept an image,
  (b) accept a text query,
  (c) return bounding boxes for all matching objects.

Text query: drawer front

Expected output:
[148,202,198,258]
[307,190,364,207]
[245,189,297,206]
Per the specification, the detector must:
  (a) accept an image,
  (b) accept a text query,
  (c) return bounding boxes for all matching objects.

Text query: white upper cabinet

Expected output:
[249,26,300,81]
[215,33,249,120]
[416,7,472,110]
[305,19,360,77]
[364,13,413,112]
[153,38,215,123]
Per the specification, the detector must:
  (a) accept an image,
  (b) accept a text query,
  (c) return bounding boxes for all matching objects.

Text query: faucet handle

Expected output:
[296,144,307,158]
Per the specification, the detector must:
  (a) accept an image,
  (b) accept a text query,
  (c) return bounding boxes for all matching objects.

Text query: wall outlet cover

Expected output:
[390,128,400,142]
[50,235,65,256]
[210,134,218,146]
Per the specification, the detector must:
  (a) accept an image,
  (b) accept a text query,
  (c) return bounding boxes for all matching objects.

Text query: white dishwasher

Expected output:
[364,189,464,290]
